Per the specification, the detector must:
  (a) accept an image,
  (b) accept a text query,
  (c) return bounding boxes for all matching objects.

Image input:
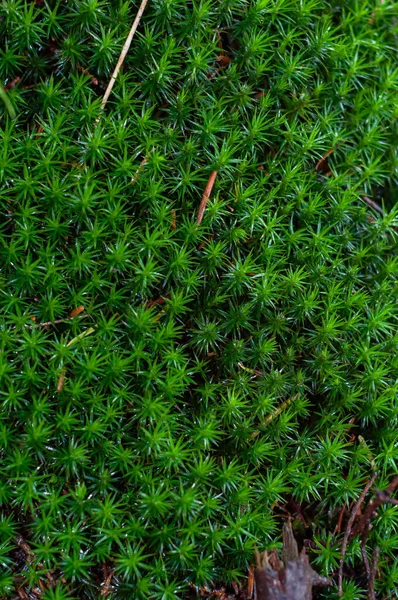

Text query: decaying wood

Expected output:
[254,521,330,600]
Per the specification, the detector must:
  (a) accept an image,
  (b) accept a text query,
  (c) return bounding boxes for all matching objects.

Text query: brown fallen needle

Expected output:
[197,170,217,225]
[99,0,149,114]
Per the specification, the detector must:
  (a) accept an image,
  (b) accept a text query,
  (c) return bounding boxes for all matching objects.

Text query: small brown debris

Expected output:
[100,569,114,597]
[76,65,99,85]
[56,371,66,393]
[146,296,169,309]
[215,29,223,49]
[231,581,239,595]
[315,147,335,172]
[216,54,231,67]
[4,76,20,91]
[247,564,254,598]
[131,156,147,184]
[171,209,177,230]
[69,305,85,318]
[131,152,153,185]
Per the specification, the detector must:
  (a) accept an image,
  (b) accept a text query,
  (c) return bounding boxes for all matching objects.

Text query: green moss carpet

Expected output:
[0,0,397,597]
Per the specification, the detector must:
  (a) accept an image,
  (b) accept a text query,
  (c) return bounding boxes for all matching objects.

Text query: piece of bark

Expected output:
[254,522,330,600]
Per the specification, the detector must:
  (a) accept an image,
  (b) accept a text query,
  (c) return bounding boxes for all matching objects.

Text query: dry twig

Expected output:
[368,546,380,600]
[337,475,398,598]
[16,536,56,590]
[338,472,378,597]
[99,0,149,113]
[35,306,86,328]
[350,475,398,539]
[361,536,372,591]
[238,362,263,377]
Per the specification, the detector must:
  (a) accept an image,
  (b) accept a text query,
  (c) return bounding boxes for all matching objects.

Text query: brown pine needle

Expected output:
[197,170,217,225]
[99,0,149,113]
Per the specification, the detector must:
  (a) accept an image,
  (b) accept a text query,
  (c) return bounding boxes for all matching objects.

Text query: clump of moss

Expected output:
[0,0,397,598]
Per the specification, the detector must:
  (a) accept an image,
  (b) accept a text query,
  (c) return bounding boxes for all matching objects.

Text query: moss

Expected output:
[0,0,397,597]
